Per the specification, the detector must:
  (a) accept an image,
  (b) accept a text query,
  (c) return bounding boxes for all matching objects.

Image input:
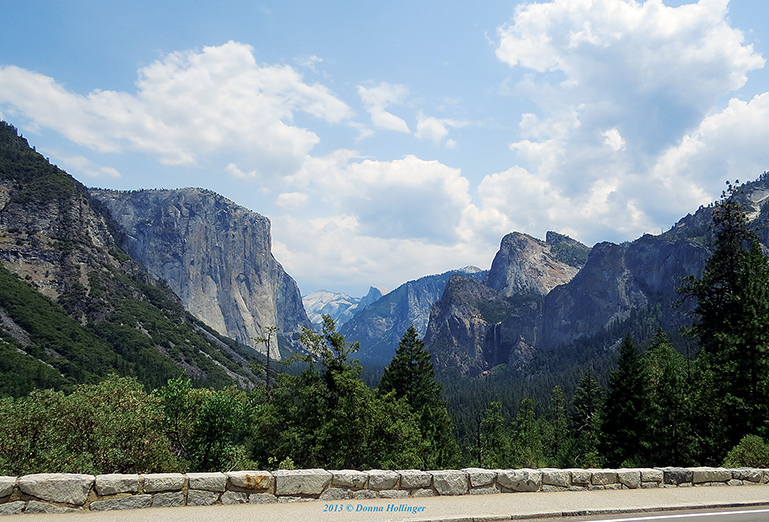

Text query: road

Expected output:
[3,485,769,522]
[566,507,769,521]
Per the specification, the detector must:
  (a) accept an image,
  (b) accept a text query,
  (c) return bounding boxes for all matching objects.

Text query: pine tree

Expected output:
[378,325,462,468]
[645,328,693,465]
[680,181,769,452]
[570,371,604,468]
[602,335,652,467]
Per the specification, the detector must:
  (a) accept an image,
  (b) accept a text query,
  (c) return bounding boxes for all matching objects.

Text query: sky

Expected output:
[2,0,769,297]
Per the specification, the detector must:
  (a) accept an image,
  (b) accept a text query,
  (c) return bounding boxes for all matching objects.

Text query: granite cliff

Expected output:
[0,122,260,392]
[340,267,487,364]
[90,188,310,357]
[425,232,588,376]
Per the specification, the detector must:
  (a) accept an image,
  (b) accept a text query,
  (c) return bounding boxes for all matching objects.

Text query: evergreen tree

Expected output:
[541,385,570,467]
[512,398,546,468]
[378,325,462,469]
[478,401,512,468]
[680,181,769,452]
[569,371,604,467]
[645,328,694,465]
[602,335,651,467]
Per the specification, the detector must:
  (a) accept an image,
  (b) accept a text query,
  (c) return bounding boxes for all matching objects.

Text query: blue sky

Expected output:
[2,0,769,296]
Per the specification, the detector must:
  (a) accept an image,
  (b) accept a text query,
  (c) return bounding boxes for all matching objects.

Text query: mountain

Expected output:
[340,267,487,364]
[90,188,310,358]
[303,286,388,329]
[0,122,261,395]
[425,232,588,376]
[425,177,769,377]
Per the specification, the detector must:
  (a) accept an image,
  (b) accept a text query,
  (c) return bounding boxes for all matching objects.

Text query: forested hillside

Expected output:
[0,122,261,394]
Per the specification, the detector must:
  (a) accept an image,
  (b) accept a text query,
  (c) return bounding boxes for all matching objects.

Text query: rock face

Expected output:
[0,122,260,390]
[486,232,587,297]
[541,234,709,348]
[340,267,487,364]
[90,188,310,356]
[426,233,587,375]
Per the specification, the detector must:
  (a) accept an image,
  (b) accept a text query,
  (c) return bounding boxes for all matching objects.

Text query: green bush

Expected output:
[723,434,769,468]
[0,375,179,475]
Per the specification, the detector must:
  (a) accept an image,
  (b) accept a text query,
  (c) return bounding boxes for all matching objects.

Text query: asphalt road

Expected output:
[4,485,769,522]
[566,507,769,522]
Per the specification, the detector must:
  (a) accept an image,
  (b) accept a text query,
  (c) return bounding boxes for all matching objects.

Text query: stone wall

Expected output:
[0,467,767,515]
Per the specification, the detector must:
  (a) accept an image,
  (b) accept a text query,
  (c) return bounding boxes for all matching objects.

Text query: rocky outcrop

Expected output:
[486,232,588,297]
[340,267,486,364]
[0,122,260,389]
[90,188,310,357]
[425,275,540,376]
[425,232,587,375]
[541,234,708,348]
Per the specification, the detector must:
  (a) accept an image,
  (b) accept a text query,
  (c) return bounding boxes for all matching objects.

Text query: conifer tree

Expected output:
[602,335,651,467]
[378,325,462,468]
[680,181,769,452]
[570,371,604,467]
[645,328,693,465]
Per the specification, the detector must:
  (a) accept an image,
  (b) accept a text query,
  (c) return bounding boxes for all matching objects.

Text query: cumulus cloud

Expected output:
[0,41,354,177]
[485,0,767,245]
[320,155,472,242]
[415,113,468,146]
[357,82,411,133]
[275,192,309,210]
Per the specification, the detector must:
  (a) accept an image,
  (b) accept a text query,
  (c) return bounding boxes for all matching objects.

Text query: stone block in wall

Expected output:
[399,469,432,489]
[220,491,249,505]
[589,469,617,486]
[90,495,153,511]
[462,468,497,488]
[431,470,469,496]
[319,488,350,501]
[0,501,25,515]
[151,491,185,507]
[187,489,219,506]
[143,473,185,493]
[379,489,409,499]
[731,468,762,483]
[0,476,15,498]
[469,485,500,495]
[617,469,641,489]
[274,469,331,496]
[540,468,570,487]
[352,489,377,499]
[639,468,663,483]
[18,473,95,505]
[566,469,591,486]
[330,470,367,489]
[249,493,278,504]
[497,469,542,492]
[366,469,399,490]
[411,488,434,497]
[662,468,693,485]
[691,467,731,484]
[227,471,273,492]
[95,474,140,495]
[728,479,744,486]
[187,472,227,492]
[24,501,80,514]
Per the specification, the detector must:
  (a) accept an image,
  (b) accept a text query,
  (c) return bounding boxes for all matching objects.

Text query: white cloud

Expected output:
[275,192,309,210]
[320,155,472,242]
[484,0,767,245]
[0,41,354,177]
[226,162,256,179]
[415,113,468,146]
[357,82,411,133]
[56,154,122,179]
